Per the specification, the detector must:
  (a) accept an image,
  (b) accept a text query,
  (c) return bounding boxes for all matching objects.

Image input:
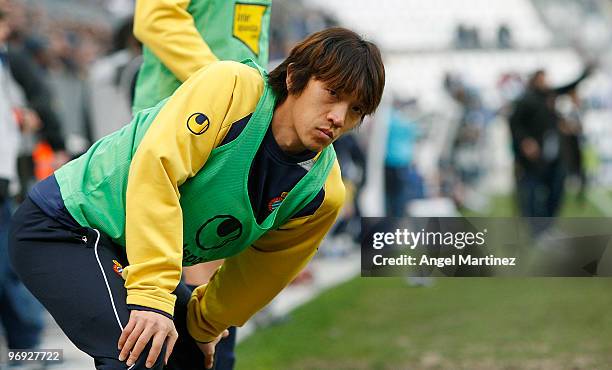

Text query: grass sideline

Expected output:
[460,190,603,218]
[236,193,611,369]
[236,278,612,370]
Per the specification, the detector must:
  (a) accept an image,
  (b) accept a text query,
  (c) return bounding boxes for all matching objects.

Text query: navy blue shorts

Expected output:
[7,197,229,370]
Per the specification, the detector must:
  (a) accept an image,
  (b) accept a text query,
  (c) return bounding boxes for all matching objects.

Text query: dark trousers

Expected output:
[385,165,424,217]
[0,199,44,349]
[562,134,587,196]
[8,197,235,370]
[516,161,565,234]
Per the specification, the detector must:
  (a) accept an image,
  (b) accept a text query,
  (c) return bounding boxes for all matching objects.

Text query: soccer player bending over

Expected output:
[9,27,385,370]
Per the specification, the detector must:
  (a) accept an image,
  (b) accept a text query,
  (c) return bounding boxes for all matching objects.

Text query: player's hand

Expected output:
[196,329,230,369]
[521,137,540,161]
[118,310,178,368]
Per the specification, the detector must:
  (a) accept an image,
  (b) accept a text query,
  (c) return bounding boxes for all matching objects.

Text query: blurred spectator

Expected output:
[3,0,75,197]
[455,24,470,49]
[455,24,481,49]
[384,99,424,217]
[269,2,337,62]
[3,0,111,162]
[0,7,45,358]
[558,88,587,201]
[443,73,494,209]
[497,23,513,49]
[497,72,524,114]
[7,38,70,194]
[332,133,367,243]
[509,66,592,232]
[88,17,141,141]
[46,30,95,157]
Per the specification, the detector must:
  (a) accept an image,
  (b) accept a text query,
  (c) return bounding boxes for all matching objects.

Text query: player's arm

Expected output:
[133,0,218,82]
[553,66,592,95]
[122,62,263,317]
[186,161,346,342]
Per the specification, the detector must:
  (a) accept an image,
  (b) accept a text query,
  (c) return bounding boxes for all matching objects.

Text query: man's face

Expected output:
[288,78,364,152]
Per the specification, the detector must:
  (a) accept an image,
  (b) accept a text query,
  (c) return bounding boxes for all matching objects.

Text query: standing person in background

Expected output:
[558,88,587,202]
[384,98,423,217]
[9,40,69,197]
[332,133,366,244]
[132,1,271,368]
[509,66,592,234]
[0,9,45,364]
[88,17,142,142]
[4,0,69,198]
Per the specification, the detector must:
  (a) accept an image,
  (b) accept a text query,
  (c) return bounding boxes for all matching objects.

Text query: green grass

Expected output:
[236,192,612,369]
[460,190,603,217]
[236,278,612,369]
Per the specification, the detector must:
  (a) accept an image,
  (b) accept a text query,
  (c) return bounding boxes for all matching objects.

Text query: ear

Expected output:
[285,63,295,91]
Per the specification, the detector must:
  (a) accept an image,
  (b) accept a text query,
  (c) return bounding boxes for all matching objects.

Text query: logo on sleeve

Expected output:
[187,112,210,135]
[233,3,267,56]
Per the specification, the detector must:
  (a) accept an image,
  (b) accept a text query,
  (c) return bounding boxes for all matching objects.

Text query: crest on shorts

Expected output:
[233,3,268,56]
[112,260,124,278]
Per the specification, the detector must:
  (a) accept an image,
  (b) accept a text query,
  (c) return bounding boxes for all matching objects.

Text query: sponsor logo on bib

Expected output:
[233,3,267,56]
[196,215,243,251]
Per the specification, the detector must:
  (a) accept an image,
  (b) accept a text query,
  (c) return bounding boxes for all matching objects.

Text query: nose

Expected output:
[327,102,348,128]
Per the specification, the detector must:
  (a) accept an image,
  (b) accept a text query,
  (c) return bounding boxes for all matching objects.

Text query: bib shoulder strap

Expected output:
[241,58,267,79]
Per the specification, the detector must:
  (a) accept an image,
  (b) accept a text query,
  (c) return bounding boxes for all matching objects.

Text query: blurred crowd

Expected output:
[380,63,595,216]
[454,22,515,49]
[1,0,112,200]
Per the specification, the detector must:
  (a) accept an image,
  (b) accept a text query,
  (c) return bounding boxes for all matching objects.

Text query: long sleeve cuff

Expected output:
[127,304,174,320]
[186,284,229,343]
[126,292,176,318]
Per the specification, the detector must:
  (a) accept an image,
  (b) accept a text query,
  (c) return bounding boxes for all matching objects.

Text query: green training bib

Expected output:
[132,0,271,113]
[179,61,335,264]
[57,60,335,266]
